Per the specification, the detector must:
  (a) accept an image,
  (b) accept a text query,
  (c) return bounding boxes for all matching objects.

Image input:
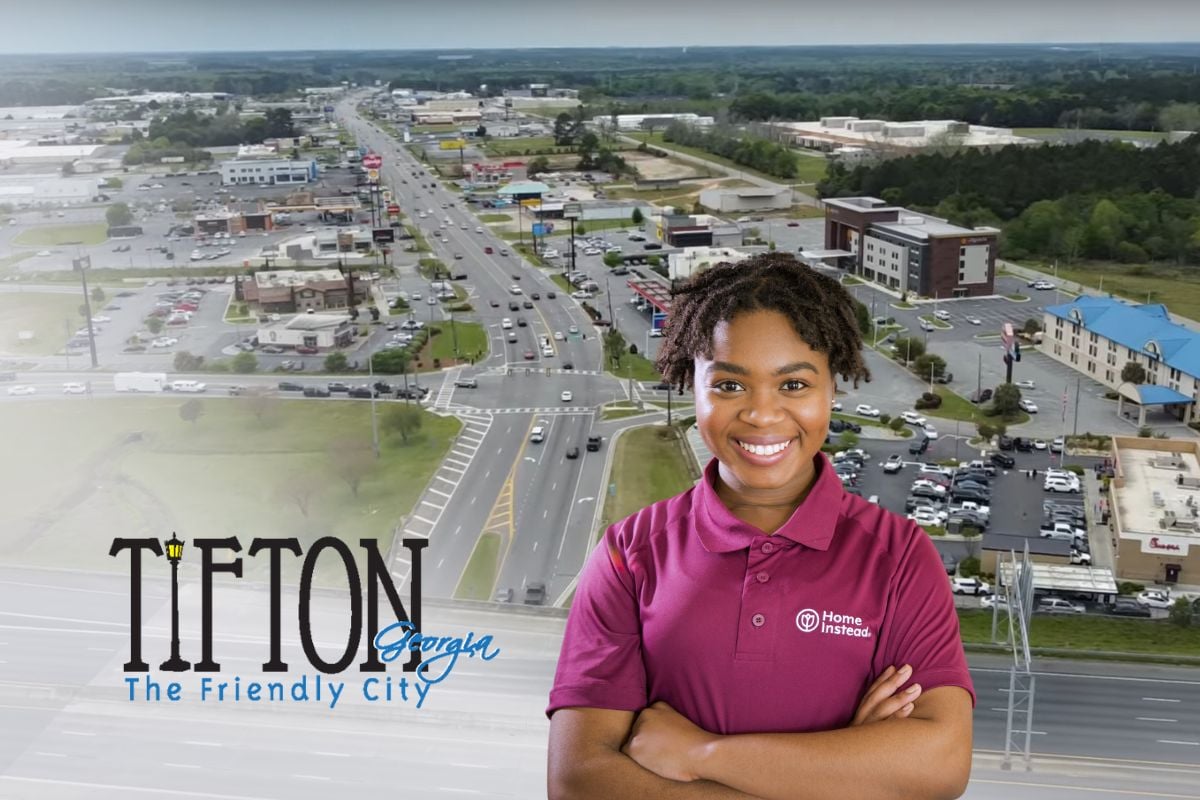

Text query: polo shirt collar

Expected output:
[695,453,843,553]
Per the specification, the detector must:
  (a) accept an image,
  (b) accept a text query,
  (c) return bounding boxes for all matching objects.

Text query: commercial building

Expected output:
[239,269,369,313]
[823,196,999,298]
[765,117,1038,152]
[667,247,750,281]
[256,312,355,351]
[658,214,742,249]
[0,175,100,207]
[590,113,714,131]
[219,145,318,186]
[1042,296,1200,425]
[193,204,274,236]
[698,186,791,213]
[1108,436,1200,586]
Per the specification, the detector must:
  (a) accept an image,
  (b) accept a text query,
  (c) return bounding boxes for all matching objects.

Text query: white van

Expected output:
[530,426,546,443]
[170,380,207,393]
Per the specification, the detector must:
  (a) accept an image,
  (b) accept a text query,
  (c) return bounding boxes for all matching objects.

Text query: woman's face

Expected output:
[694,309,834,500]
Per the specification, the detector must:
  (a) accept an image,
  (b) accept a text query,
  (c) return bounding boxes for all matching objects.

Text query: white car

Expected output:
[151,337,178,348]
[501,318,513,330]
[571,290,593,299]
[475,227,483,233]
[1136,590,1173,610]
[919,319,935,332]
[509,285,522,295]
[553,331,564,341]
[900,411,926,426]
[1019,399,1038,413]
[583,248,602,256]
[1032,438,1047,450]
[426,296,438,305]
[36,250,52,257]
[1015,380,1036,389]
[62,382,86,394]
[883,455,904,473]
[951,576,991,596]
[1043,477,1081,494]
[965,316,982,325]
[90,315,111,323]
[854,404,880,417]
[542,346,554,357]
[922,425,938,440]
[933,309,951,321]
[561,391,573,403]
[981,594,1008,609]
[831,400,843,412]
[911,479,947,496]
[908,508,946,527]
[7,385,36,396]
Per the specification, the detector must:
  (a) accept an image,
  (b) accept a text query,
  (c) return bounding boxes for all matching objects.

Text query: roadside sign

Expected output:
[367,168,379,182]
[362,154,382,169]
[382,190,392,202]
[387,204,401,214]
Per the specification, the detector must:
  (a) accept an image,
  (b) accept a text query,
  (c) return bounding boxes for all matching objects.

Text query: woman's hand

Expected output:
[622,701,716,782]
[851,665,922,726]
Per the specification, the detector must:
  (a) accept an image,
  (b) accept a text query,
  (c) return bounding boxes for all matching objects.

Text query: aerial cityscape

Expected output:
[2,9,1200,798]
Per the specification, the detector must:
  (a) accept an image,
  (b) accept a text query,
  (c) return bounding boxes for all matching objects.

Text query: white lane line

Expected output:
[441,465,466,474]
[412,515,438,526]
[183,741,222,747]
[420,500,444,510]
[1157,739,1200,747]
[312,751,351,758]
[61,730,95,737]
[428,488,453,499]
[294,774,331,781]
[974,667,1200,686]
[34,752,65,758]
[1137,717,1178,723]
[402,528,428,538]
[454,525,462,537]
[1144,697,1183,703]
[165,763,200,770]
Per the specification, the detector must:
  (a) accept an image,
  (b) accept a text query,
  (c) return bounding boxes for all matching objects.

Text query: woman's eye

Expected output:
[783,380,809,391]
[714,380,743,392]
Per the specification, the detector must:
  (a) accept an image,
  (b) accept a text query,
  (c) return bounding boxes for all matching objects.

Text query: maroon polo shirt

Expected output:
[548,454,975,735]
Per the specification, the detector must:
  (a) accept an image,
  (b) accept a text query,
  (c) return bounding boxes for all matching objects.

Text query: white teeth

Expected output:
[738,440,791,456]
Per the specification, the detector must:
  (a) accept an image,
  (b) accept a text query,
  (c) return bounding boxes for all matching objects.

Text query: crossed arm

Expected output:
[548,673,973,800]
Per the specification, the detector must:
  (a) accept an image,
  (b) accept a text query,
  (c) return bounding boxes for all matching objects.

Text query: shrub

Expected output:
[1169,598,1193,628]
[878,413,891,425]
[888,417,905,432]
[915,392,942,410]
[1138,426,1153,438]
[958,556,981,577]
[1063,464,1085,475]
[1117,581,1145,596]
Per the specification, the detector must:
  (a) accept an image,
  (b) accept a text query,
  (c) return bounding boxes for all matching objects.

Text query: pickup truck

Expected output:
[1040,521,1086,541]
[959,460,998,477]
[949,500,990,518]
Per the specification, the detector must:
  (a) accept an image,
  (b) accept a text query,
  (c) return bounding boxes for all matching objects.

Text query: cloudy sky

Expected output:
[0,0,1197,53]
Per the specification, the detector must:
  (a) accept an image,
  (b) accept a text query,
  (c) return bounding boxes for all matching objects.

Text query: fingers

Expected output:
[852,665,921,726]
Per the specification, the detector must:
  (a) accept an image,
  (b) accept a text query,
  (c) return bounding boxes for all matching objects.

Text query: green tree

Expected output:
[231,351,258,374]
[324,352,349,372]
[91,286,105,303]
[603,252,623,268]
[604,328,628,367]
[553,113,577,146]
[526,156,550,177]
[1168,597,1194,628]
[145,317,164,334]
[992,383,1022,416]
[839,430,859,449]
[371,348,410,375]
[1121,361,1147,384]
[631,207,644,226]
[1022,318,1043,335]
[976,421,996,441]
[913,353,947,379]
[179,398,204,425]
[888,416,905,433]
[105,202,133,227]
[383,404,424,444]
[575,222,587,236]
[173,351,204,371]
[330,438,375,496]
[854,300,871,336]
[893,336,925,363]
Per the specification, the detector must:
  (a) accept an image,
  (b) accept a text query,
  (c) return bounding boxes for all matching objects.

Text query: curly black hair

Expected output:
[654,252,871,391]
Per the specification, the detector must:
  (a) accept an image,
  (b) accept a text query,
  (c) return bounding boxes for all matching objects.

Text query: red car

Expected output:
[295,346,319,355]
[174,304,198,312]
[484,246,493,254]
[523,350,535,360]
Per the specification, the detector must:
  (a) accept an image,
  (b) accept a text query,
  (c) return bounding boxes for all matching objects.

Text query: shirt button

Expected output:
[751,613,766,627]
[756,572,770,583]
[761,542,775,554]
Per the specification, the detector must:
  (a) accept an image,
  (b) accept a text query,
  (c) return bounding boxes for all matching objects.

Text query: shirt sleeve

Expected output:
[872,526,977,707]
[546,522,648,718]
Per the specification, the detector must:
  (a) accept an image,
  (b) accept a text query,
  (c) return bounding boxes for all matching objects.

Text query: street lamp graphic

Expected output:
[160,533,190,672]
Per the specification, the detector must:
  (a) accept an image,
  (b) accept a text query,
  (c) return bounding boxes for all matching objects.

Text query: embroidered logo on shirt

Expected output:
[796,609,872,638]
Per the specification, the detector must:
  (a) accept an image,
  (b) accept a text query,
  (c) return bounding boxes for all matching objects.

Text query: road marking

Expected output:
[974,667,1200,686]
[61,730,95,736]
[293,774,331,781]
[0,611,125,627]
[0,579,126,597]
[34,752,66,758]
[533,541,539,553]
[441,465,465,474]
[428,488,452,499]
[312,751,351,758]
[1138,718,1179,723]
[165,763,201,770]
[184,741,222,747]
[1144,697,1183,702]
[1158,740,1200,747]
[420,500,443,510]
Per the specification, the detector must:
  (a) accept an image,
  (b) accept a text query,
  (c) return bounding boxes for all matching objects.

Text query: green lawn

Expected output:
[0,399,460,586]
[0,252,34,277]
[561,218,639,237]
[791,154,830,184]
[919,386,1029,427]
[0,292,86,356]
[477,213,513,223]
[958,610,1200,658]
[599,425,696,533]
[1021,261,1200,322]
[455,532,501,601]
[412,124,458,134]
[428,320,487,362]
[609,350,661,382]
[640,132,815,186]
[602,406,654,421]
[13,223,108,247]
[918,314,952,329]
[483,136,559,155]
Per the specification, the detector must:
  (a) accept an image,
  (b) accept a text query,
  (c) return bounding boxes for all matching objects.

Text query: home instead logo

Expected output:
[110,534,499,710]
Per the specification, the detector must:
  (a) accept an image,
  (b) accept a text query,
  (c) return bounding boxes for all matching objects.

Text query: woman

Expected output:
[547,254,975,799]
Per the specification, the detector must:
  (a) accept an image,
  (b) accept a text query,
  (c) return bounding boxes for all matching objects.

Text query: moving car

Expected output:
[883,455,904,473]
[951,576,991,596]
[7,384,36,396]
[900,411,926,426]
[854,404,880,417]
[561,391,573,403]
[1019,399,1039,413]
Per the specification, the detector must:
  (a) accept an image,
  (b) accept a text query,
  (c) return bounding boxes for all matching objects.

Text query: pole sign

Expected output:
[362,154,383,170]
[367,169,380,183]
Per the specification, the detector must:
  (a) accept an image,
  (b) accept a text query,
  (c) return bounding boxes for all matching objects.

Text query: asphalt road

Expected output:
[1,565,1197,799]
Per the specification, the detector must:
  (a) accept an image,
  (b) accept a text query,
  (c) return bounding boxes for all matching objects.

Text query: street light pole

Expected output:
[71,252,99,368]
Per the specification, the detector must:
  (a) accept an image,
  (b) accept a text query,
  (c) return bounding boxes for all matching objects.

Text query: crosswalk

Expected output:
[450,405,595,416]
[389,410,493,587]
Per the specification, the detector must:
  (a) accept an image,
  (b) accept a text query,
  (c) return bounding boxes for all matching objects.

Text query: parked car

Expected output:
[908,437,929,455]
[1037,597,1085,615]
[854,404,880,417]
[900,411,927,426]
[990,452,1016,468]
[951,576,991,596]
[1019,399,1039,413]
[1136,590,1173,609]
[1110,598,1152,617]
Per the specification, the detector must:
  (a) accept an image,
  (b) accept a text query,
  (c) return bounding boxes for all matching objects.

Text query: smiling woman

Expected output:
[548,253,975,800]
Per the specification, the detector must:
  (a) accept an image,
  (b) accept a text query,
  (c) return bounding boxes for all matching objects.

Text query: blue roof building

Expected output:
[1043,296,1199,426]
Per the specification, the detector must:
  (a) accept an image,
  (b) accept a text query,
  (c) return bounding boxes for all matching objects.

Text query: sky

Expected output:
[0,0,1198,53]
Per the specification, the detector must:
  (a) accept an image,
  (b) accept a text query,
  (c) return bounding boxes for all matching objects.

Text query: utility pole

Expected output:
[1073,377,1081,436]
[71,251,98,368]
[368,351,381,458]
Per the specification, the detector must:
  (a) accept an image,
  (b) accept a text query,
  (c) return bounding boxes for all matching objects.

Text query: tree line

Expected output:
[819,134,1200,265]
[147,108,296,147]
[663,120,798,179]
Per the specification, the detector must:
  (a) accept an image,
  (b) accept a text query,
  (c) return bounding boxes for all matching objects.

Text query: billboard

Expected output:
[439,139,466,151]
[531,223,547,237]
[373,227,396,244]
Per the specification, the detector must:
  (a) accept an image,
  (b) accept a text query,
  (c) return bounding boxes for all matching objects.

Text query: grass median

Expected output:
[957,610,1200,659]
[455,532,502,601]
[599,425,696,536]
[13,223,108,247]
[0,291,85,355]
